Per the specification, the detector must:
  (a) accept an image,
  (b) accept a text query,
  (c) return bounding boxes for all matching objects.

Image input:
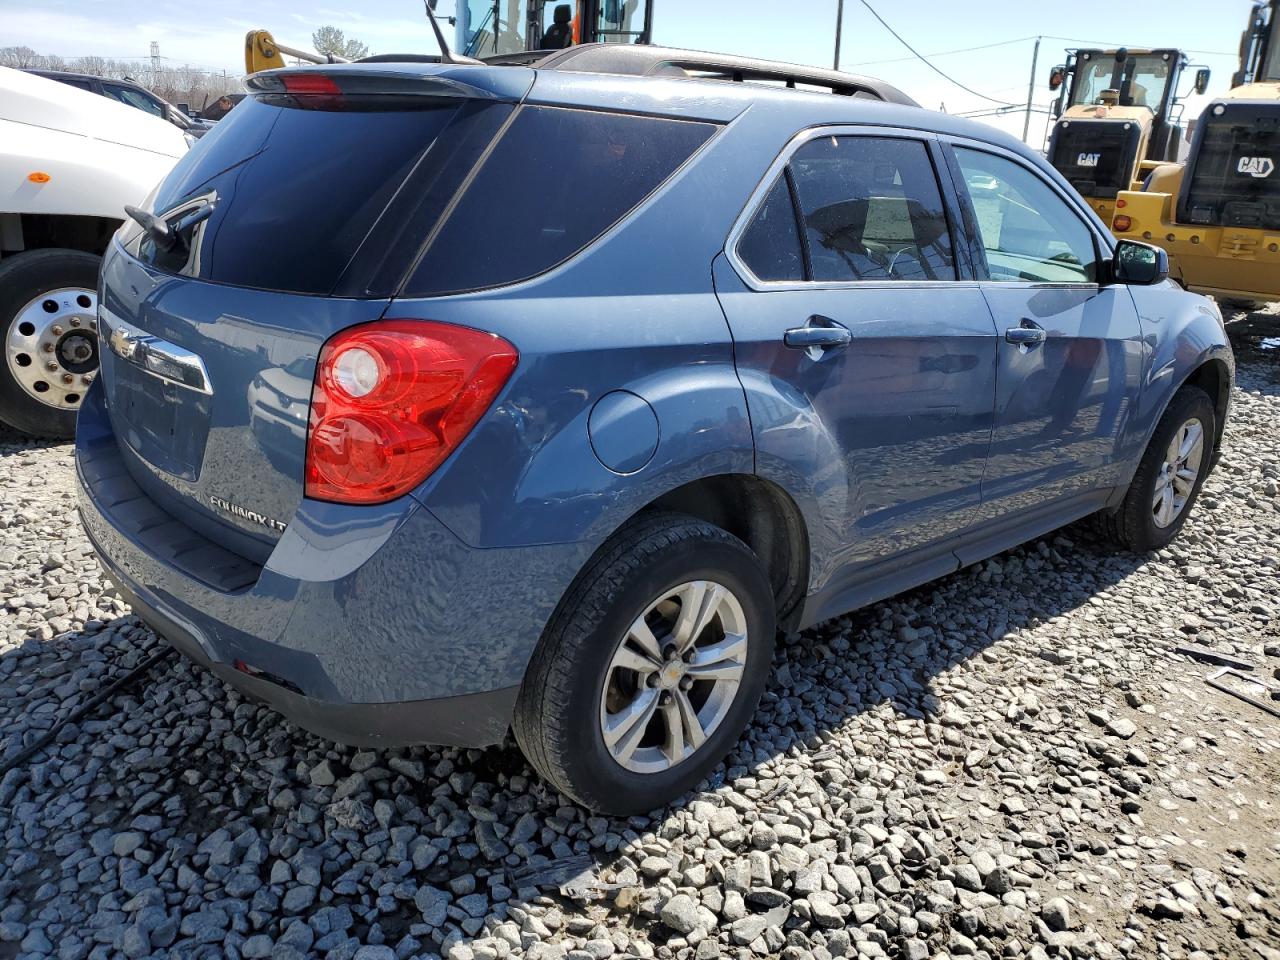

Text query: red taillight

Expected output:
[281,73,342,96]
[305,320,518,505]
[1113,215,1133,232]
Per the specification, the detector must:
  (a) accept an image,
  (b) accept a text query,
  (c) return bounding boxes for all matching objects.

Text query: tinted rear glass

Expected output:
[405,106,716,295]
[738,175,805,281]
[790,136,955,282]
[132,95,462,295]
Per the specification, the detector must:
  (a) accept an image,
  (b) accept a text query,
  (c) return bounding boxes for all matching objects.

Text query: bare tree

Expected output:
[4,45,242,113]
[311,25,370,60]
[0,46,45,68]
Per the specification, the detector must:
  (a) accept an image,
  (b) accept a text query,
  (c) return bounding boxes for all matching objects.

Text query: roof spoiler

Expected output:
[244,63,531,102]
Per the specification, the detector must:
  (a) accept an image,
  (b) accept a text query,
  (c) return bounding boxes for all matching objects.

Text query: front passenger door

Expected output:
[947,144,1145,516]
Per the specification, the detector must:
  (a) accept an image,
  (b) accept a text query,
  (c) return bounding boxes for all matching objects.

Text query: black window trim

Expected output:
[725,124,969,291]
[936,134,1115,289]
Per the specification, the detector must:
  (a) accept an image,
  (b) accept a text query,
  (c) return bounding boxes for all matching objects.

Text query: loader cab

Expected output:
[1046,48,1204,222]
[1233,0,1280,86]
[457,0,654,58]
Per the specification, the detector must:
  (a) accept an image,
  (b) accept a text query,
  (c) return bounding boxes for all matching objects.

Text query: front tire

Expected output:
[1096,385,1215,552]
[0,249,102,439]
[514,513,776,814]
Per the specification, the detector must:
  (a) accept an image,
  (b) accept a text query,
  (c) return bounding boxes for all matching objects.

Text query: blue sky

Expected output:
[0,0,1255,143]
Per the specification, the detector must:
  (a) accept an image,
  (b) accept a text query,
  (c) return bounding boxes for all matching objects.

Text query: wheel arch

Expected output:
[1177,355,1232,463]
[638,473,810,632]
[0,213,120,260]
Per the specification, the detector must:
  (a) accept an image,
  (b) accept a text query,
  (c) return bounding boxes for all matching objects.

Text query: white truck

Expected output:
[0,66,188,438]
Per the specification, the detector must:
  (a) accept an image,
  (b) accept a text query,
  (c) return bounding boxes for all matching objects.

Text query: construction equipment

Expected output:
[456,1,653,58]
[246,2,654,76]
[1045,48,1210,225]
[245,30,350,74]
[1110,1,1280,306]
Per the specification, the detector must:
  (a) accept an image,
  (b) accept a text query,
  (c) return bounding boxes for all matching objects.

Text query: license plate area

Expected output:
[110,357,212,481]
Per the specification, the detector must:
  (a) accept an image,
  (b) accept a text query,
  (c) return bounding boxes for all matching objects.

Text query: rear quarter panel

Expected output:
[397,100,816,550]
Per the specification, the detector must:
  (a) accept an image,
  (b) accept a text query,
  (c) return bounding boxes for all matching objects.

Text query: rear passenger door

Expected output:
[714,128,999,578]
[943,142,1145,515]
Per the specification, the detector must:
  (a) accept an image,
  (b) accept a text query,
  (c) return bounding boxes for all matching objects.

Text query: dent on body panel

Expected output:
[1130,285,1231,443]
[990,286,1143,495]
[501,360,754,547]
[281,508,592,701]
[739,365,851,589]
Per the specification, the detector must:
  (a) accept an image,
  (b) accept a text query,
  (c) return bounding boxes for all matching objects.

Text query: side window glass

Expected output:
[738,176,805,282]
[788,136,955,282]
[407,106,716,296]
[105,84,163,117]
[954,148,1098,283]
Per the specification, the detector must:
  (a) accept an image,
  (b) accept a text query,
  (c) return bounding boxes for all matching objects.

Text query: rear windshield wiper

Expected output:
[124,199,217,254]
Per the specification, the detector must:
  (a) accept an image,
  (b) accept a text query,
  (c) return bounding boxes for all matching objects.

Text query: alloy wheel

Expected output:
[599,580,749,774]
[1152,418,1204,528]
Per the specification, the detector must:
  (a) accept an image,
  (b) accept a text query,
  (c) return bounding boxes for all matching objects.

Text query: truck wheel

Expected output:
[514,513,776,814]
[0,249,101,439]
[1094,386,1215,553]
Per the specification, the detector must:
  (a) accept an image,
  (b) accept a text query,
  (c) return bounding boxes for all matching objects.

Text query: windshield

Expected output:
[1069,53,1175,110]
[1263,18,1280,80]
[459,0,528,56]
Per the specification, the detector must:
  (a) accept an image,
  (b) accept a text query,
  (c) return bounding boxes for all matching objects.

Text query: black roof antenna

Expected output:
[424,1,483,65]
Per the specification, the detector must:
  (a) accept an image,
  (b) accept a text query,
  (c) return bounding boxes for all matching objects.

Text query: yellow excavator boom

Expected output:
[244,29,347,75]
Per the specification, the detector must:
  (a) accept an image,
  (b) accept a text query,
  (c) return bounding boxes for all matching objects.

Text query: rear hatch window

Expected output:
[126,92,511,297]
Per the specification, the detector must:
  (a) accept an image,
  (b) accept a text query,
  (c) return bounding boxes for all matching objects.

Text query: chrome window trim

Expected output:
[724,124,961,292]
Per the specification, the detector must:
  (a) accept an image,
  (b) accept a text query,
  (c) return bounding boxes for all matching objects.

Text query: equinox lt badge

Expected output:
[209,495,287,532]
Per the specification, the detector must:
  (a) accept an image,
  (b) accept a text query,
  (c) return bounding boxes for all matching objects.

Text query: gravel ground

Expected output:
[1,311,1278,960]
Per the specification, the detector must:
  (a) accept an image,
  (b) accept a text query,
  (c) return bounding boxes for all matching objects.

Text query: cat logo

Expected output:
[1077,153,1101,168]
[1237,157,1275,179]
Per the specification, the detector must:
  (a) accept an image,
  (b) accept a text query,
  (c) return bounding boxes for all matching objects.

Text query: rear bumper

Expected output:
[75,384,587,747]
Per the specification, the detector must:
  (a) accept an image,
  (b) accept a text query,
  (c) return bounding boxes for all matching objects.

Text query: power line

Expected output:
[854,0,1018,105]
[849,35,1040,68]
[1041,35,1235,58]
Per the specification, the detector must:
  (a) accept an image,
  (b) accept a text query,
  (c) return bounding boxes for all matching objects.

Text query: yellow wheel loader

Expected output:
[1045,48,1210,227]
[1110,0,1280,306]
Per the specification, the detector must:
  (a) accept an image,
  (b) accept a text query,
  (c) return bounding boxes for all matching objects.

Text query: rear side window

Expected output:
[738,176,805,282]
[788,136,955,282]
[406,106,716,295]
[135,95,464,295]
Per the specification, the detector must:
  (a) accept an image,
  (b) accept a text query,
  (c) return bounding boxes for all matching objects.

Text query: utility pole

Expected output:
[1022,35,1041,144]
[834,0,844,71]
[150,40,160,71]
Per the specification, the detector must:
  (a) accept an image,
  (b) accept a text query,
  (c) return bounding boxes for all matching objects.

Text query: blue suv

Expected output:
[76,46,1233,814]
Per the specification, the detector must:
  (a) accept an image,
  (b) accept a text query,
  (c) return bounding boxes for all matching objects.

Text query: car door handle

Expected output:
[784,316,852,352]
[1005,321,1046,346]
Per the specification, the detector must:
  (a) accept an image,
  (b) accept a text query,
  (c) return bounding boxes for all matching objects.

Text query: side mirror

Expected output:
[1048,66,1066,91]
[1112,239,1169,285]
[1194,67,1211,95]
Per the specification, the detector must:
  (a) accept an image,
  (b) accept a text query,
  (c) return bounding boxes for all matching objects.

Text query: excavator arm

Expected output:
[244,30,348,75]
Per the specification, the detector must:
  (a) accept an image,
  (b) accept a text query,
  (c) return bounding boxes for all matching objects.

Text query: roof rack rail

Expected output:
[516,44,917,107]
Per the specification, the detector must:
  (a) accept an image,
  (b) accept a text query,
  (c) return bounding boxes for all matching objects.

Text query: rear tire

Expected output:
[0,249,101,439]
[514,512,775,814]
[1095,385,1215,552]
